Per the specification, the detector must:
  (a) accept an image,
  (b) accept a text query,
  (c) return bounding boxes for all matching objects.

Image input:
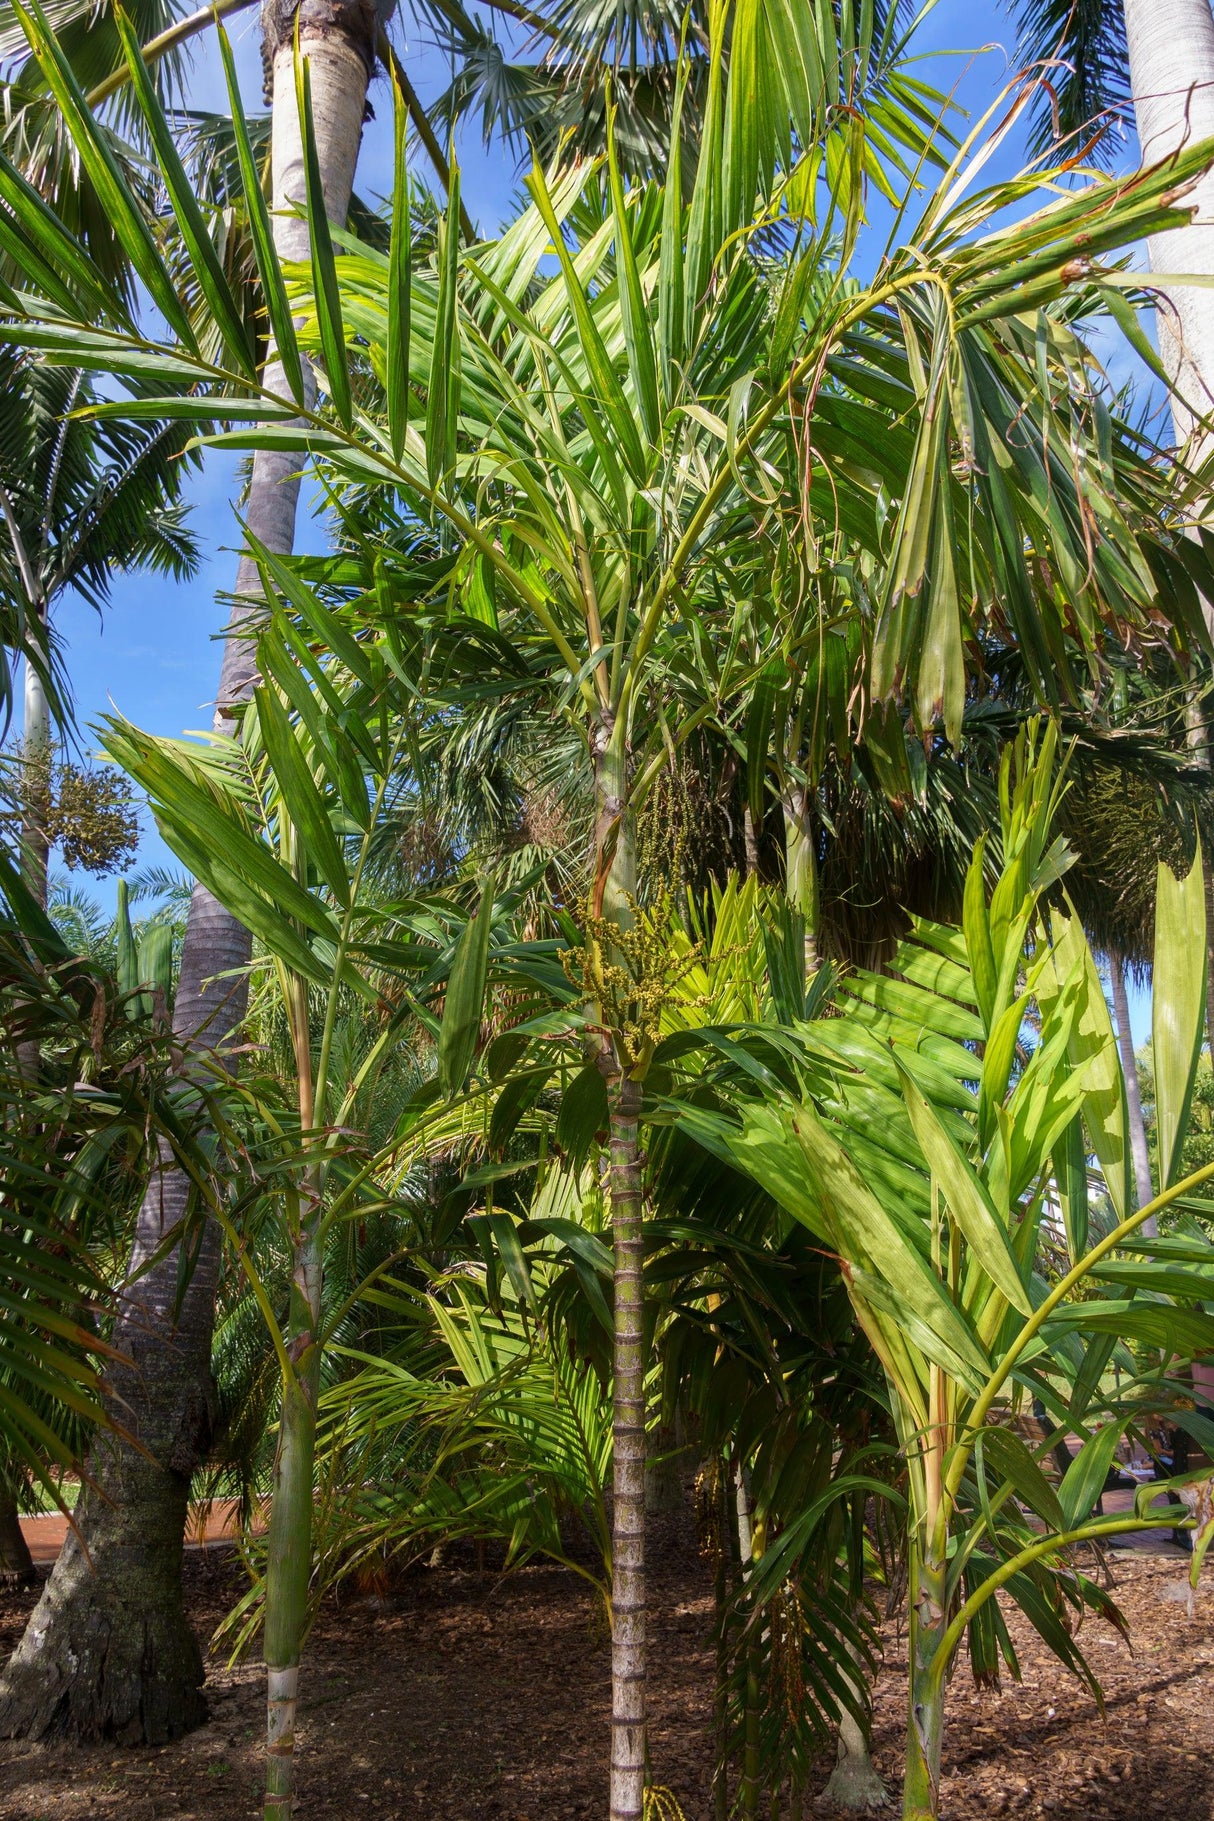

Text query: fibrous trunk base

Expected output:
[0,1456,204,1744]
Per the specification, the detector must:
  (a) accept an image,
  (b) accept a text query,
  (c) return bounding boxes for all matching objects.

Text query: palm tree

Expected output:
[7,0,1214,1802]
[693,725,1214,1821]
[0,0,389,1748]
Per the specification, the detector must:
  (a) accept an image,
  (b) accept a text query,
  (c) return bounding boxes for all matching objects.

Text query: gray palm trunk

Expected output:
[0,0,375,1743]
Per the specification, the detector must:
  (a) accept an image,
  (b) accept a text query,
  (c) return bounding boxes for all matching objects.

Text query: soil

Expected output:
[0,1518,1211,1820]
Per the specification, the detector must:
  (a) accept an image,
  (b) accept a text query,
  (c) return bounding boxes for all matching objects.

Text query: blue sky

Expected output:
[45,0,1157,1039]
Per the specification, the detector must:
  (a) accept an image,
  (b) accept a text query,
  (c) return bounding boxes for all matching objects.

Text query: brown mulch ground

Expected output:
[0,1517,1210,1820]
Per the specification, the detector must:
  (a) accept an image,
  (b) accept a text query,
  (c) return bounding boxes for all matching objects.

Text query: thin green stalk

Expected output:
[312,753,395,1129]
[261,746,391,1819]
[263,949,322,1820]
[263,1176,323,1821]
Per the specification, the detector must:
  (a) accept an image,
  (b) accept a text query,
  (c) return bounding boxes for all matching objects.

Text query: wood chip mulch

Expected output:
[0,1518,1210,1819]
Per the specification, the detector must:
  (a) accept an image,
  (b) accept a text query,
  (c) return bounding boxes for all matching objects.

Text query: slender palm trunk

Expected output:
[1203,851,1214,1068]
[609,1067,647,1821]
[828,1692,884,1813]
[782,785,819,976]
[261,963,327,1820]
[743,805,760,879]
[734,1465,761,1821]
[1185,702,1214,1068]
[0,4,374,1745]
[901,1540,946,1821]
[711,1482,731,1821]
[593,712,649,1821]
[1109,951,1157,1235]
[263,1154,323,1818]
[20,646,49,912]
[822,1637,887,1813]
[903,1367,949,1820]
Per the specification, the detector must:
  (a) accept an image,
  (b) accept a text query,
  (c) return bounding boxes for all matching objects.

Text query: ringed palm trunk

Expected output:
[0,2,376,1745]
[594,713,648,1821]
[609,1066,646,1821]
[733,1464,761,1821]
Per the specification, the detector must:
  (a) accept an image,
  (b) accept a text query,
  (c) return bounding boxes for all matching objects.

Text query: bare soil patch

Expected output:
[0,1520,1210,1819]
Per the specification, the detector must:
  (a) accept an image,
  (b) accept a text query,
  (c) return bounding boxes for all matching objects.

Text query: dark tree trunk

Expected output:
[0,892,242,1743]
[0,1483,34,1591]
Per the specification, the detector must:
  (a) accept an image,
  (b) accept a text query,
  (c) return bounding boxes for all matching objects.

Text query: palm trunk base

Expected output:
[822,1722,889,1812]
[824,1633,887,1811]
[0,1455,205,1744]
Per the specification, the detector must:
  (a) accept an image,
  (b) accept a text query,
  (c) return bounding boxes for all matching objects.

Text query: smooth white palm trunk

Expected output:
[1126,0,1214,457]
[1125,0,1214,1076]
